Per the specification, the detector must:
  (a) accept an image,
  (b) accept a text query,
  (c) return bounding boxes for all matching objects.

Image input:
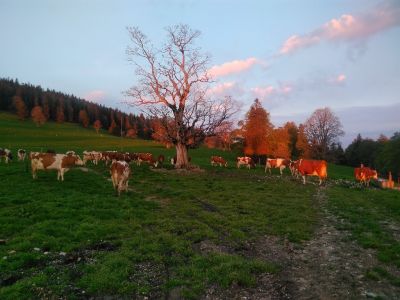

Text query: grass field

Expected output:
[1,112,399,298]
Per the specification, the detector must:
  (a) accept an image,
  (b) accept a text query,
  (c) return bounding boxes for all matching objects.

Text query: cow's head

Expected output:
[74,155,84,166]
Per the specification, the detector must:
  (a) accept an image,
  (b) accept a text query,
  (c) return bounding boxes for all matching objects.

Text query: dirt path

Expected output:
[204,186,400,299]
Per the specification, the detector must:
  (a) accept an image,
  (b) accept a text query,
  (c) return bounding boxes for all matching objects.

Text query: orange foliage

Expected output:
[31,105,46,126]
[297,124,311,158]
[79,110,89,128]
[13,96,27,120]
[93,119,102,133]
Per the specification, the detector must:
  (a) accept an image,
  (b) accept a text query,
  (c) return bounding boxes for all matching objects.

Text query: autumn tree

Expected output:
[242,99,273,156]
[269,127,290,158]
[31,105,46,126]
[297,124,311,158]
[304,107,344,159]
[79,109,89,128]
[93,119,102,133]
[56,100,65,123]
[125,24,237,168]
[13,96,27,120]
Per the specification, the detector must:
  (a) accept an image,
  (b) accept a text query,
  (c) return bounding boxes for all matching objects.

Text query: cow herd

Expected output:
[0,147,389,195]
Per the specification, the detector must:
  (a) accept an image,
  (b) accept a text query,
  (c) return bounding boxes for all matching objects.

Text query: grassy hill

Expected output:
[0,112,399,299]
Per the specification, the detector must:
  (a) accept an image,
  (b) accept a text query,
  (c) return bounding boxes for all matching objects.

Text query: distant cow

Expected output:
[236,157,254,169]
[136,153,158,167]
[30,152,84,181]
[83,151,102,165]
[17,149,26,161]
[297,159,327,185]
[265,158,290,175]
[110,160,131,196]
[0,148,12,163]
[354,165,378,187]
[211,156,228,167]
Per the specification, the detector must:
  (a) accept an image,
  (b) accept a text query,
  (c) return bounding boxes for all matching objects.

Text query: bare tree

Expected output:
[125,24,237,168]
[304,107,344,159]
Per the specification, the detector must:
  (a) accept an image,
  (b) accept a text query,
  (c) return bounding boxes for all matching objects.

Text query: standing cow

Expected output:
[110,160,131,196]
[17,149,26,161]
[211,156,228,167]
[236,157,254,169]
[30,152,84,181]
[354,165,378,187]
[297,159,327,185]
[265,158,290,175]
[0,148,12,163]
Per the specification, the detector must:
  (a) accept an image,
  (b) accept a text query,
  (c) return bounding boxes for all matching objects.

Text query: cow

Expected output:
[30,152,84,181]
[157,154,165,167]
[136,153,158,167]
[354,165,378,187]
[265,158,290,175]
[17,149,26,161]
[297,159,327,185]
[236,157,254,169]
[110,160,131,196]
[289,160,300,177]
[0,148,12,163]
[83,151,103,165]
[211,156,228,167]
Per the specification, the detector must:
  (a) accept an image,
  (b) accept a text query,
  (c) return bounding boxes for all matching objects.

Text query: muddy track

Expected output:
[204,186,400,299]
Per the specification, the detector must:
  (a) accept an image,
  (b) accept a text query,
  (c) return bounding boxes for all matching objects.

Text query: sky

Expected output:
[0,0,399,146]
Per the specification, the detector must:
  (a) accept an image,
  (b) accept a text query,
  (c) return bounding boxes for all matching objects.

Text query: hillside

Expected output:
[0,112,399,299]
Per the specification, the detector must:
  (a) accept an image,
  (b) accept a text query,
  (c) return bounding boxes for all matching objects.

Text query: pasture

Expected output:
[1,112,399,299]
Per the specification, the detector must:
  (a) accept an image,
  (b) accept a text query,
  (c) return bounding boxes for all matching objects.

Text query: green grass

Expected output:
[0,112,316,298]
[1,111,399,298]
[327,186,400,285]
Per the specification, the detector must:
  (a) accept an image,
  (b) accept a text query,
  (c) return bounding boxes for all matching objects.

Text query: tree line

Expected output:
[0,77,154,139]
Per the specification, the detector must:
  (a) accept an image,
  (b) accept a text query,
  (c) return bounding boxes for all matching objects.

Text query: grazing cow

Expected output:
[110,160,131,196]
[30,152,84,181]
[83,151,103,165]
[236,157,254,169]
[0,148,12,163]
[265,158,290,175]
[297,159,327,185]
[354,166,378,187]
[211,156,228,167]
[137,153,158,167]
[17,149,26,161]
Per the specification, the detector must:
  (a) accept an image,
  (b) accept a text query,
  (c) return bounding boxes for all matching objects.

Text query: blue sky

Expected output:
[1,0,399,146]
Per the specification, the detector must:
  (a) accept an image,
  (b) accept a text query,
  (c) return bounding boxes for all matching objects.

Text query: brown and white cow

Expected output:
[0,148,12,163]
[30,152,84,181]
[265,158,290,175]
[211,156,228,167]
[354,165,378,187]
[110,160,131,196]
[297,159,327,185]
[17,149,26,161]
[83,151,102,165]
[137,153,158,167]
[236,156,254,169]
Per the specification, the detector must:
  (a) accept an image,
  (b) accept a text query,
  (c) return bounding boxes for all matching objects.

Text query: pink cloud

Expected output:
[251,83,293,100]
[84,90,106,103]
[207,81,244,98]
[208,57,259,78]
[279,1,400,55]
[328,74,347,85]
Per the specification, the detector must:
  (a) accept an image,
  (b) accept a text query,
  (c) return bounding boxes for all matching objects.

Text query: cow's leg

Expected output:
[302,175,306,185]
[57,170,61,181]
[319,178,322,185]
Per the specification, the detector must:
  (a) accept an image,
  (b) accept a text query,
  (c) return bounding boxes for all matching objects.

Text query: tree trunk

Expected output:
[175,143,189,169]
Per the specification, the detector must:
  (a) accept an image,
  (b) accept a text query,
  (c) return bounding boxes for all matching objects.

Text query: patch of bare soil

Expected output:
[202,186,400,299]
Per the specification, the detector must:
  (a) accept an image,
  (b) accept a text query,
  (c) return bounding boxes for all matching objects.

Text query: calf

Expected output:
[137,153,158,167]
[30,152,84,181]
[236,156,254,169]
[265,158,290,175]
[83,151,102,165]
[0,148,12,163]
[211,156,228,167]
[297,159,327,185]
[110,160,131,196]
[17,149,26,161]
